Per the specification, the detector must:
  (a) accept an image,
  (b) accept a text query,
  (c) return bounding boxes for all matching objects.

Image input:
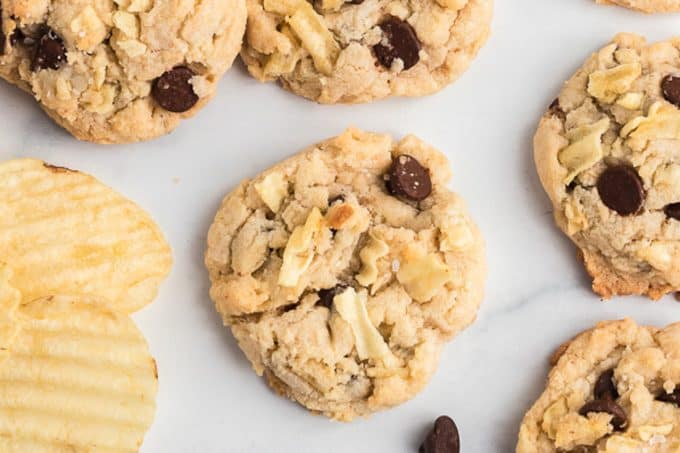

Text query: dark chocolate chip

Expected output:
[419,416,460,453]
[316,285,347,308]
[348,0,364,4]
[152,66,199,113]
[385,154,432,202]
[373,16,421,71]
[594,369,619,401]
[0,10,5,56]
[662,75,680,108]
[664,202,680,220]
[596,165,645,216]
[565,446,596,453]
[10,28,25,46]
[329,194,346,205]
[579,399,627,431]
[32,28,66,71]
[656,388,680,406]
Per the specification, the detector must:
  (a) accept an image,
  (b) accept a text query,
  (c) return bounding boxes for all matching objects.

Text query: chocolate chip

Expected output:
[348,0,364,4]
[152,66,199,113]
[0,11,5,55]
[329,194,346,205]
[316,285,347,308]
[596,165,645,216]
[664,203,680,220]
[566,446,596,453]
[385,154,432,202]
[10,28,26,47]
[656,388,680,406]
[419,416,460,453]
[32,28,66,71]
[549,98,566,121]
[662,75,680,108]
[594,369,618,401]
[373,16,421,70]
[579,399,627,431]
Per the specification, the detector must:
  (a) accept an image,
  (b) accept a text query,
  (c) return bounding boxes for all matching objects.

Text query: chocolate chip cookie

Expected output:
[0,0,246,144]
[517,319,680,452]
[595,0,680,13]
[241,0,493,103]
[205,128,486,420]
[534,33,680,300]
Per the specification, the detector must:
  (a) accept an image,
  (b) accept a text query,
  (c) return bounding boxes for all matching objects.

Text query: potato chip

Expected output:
[0,295,158,452]
[0,264,20,359]
[0,159,172,313]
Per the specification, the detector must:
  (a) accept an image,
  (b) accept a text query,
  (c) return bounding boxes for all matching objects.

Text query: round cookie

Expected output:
[0,0,246,144]
[205,128,486,420]
[534,33,680,300]
[241,0,492,103]
[596,0,680,13]
[517,319,680,452]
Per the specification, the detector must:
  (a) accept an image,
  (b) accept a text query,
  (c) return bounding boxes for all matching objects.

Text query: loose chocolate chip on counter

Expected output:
[419,416,460,453]
[385,154,432,202]
[32,28,66,71]
[152,66,199,113]
[656,388,680,406]
[578,399,627,431]
[662,75,680,108]
[373,16,421,70]
[316,285,347,308]
[593,369,619,401]
[596,165,645,216]
[664,203,680,220]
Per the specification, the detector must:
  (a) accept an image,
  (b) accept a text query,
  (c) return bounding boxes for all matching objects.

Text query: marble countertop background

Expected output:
[1,0,679,451]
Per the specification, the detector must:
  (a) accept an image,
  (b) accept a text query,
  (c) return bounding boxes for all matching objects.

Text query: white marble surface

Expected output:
[1,0,680,451]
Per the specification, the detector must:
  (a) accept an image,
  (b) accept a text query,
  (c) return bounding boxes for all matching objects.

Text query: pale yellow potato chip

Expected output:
[0,264,20,359]
[0,159,172,313]
[0,295,158,452]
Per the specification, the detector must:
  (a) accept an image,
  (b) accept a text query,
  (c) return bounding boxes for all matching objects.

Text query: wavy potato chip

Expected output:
[0,159,172,312]
[0,295,158,452]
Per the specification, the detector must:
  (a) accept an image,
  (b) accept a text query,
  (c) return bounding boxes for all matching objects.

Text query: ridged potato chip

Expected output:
[0,295,158,452]
[0,159,172,312]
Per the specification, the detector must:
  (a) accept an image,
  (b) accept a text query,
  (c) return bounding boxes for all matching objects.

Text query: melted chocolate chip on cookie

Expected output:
[152,66,199,113]
[657,388,680,406]
[316,285,348,308]
[579,399,627,431]
[594,369,619,401]
[373,16,421,70]
[596,165,645,216]
[32,28,66,71]
[662,75,680,108]
[664,203,680,220]
[385,154,432,202]
[419,416,460,453]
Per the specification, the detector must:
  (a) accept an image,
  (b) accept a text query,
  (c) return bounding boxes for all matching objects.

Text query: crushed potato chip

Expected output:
[587,63,642,103]
[279,207,325,287]
[356,232,389,288]
[333,288,396,365]
[255,172,289,213]
[621,102,680,144]
[0,159,172,313]
[0,295,157,451]
[559,118,610,184]
[397,247,453,302]
[0,265,20,361]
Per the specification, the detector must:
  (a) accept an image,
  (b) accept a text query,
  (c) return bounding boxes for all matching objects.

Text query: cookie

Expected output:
[0,0,246,144]
[205,128,486,420]
[517,319,680,452]
[241,0,492,103]
[534,33,680,300]
[595,0,680,13]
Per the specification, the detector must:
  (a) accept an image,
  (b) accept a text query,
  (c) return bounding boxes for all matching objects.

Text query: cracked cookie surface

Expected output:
[0,0,246,144]
[596,0,680,13]
[534,33,680,300]
[517,319,680,453]
[241,0,492,103]
[204,128,486,420]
